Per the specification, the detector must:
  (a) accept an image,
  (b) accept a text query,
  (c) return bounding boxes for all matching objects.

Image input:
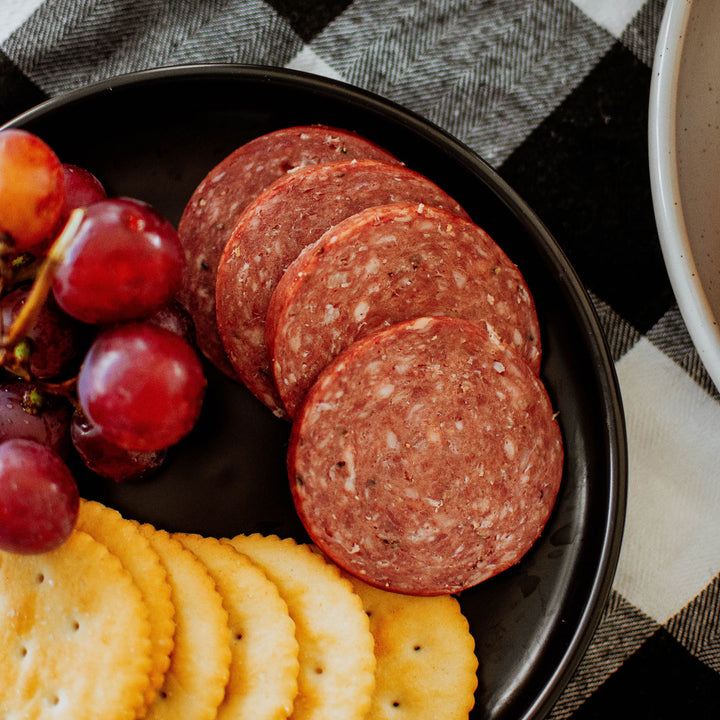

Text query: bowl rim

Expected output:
[649,0,720,390]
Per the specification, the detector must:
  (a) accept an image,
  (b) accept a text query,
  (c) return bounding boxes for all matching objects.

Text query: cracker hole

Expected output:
[392,701,401,708]
[234,632,243,641]
[71,620,80,631]
[413,644,422,651]
[36,572,45,584]
[47,694,59,706]
[314,667,324,675]
[19,646,27,659]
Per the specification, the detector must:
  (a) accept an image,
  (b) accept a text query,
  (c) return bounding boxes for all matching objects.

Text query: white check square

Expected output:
[0,0,46,43]
[286,46,346,82]
[612,338,720,623]
[570,0,647,38]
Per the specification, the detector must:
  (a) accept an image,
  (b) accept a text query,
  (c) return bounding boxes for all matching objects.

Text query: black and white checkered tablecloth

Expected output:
[3,1,720,718]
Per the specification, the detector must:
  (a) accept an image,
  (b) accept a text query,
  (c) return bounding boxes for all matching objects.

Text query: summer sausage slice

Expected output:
[215,160,469,418]
[267,202,541,418]
[178,125,399,378]
[288,316,563,596]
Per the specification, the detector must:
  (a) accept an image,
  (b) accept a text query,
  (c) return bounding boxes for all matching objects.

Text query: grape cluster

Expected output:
[0,129,207,554]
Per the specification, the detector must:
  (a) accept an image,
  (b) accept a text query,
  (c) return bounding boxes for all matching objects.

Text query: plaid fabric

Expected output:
[3,0,720,716]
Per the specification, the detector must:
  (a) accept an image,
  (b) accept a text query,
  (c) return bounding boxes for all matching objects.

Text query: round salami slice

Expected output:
[288,316,563,596]
[178,125,399,378]
[216,159,469,417]
[267,202,541,418]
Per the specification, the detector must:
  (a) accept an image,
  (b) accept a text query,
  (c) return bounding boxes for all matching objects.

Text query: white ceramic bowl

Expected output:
[650,0,720,390]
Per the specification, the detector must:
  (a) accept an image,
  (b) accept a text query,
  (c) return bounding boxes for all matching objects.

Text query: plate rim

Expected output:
[2,62,627,719]
[649,0,720,390]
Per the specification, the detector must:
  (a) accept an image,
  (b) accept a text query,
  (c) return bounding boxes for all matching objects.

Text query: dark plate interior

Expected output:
[4,64,627,720]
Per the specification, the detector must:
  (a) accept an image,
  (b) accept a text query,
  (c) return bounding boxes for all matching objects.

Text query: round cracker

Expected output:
[175,533,299,720]
[347,574,478,720]
[136,524,231,720]
[0,529,152,720]
[77,500,175,708]
[225,534,375,720]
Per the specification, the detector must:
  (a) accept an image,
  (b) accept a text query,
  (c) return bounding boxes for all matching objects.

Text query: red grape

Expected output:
[146,299,196,345]
[52,198,185,324]
[70,410,166,482]
[0,129,65,251]
[1,285,90,379]
[0,379,73,457]
[51,163,106,237]
[77,322,206,451]
[61,164,106,210]
[0,438,78,554]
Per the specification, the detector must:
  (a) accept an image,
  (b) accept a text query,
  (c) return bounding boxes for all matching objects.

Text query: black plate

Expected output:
[4,64,627,720]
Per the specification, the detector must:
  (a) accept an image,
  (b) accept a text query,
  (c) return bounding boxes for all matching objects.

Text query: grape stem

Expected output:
[9,369,78,406]
[0,208,85,349]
